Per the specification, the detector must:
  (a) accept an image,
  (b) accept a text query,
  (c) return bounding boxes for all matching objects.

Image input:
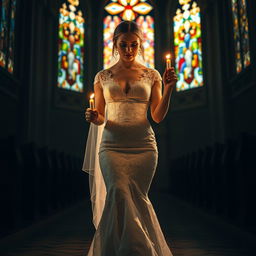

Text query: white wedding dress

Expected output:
[87,68,173,256]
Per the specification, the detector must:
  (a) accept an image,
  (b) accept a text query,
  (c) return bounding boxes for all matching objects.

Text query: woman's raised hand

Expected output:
[163,67,178,89]
[85,108,99,123]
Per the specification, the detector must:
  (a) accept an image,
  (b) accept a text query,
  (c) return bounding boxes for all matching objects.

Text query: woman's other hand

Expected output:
[163,67,178,89]
[85,108,99,123]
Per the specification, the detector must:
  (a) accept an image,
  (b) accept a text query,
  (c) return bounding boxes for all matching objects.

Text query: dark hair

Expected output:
[112,21,144,59]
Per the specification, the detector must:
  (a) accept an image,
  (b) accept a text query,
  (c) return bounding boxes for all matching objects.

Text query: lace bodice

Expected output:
[94,68,162,104]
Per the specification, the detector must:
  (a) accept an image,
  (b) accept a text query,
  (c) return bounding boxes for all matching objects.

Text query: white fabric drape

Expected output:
[82,104,108,229]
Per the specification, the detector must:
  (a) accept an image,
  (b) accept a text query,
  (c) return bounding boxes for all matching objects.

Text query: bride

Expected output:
[83,20,177,256]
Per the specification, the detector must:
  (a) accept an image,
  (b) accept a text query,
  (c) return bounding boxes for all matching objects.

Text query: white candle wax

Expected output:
[89,93,95,109]
[166,54,171,69]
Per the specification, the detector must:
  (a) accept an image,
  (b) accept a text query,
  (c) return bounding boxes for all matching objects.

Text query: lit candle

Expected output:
[166,54,171,69]
[89,93,95,109]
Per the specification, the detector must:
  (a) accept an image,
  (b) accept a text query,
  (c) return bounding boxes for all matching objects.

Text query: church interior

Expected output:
[0,0,256,255]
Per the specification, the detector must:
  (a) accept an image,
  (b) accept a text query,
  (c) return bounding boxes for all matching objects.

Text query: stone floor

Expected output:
[0,192,256,256]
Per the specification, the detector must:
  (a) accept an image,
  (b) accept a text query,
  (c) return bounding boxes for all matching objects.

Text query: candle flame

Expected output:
[90,93,95,99]
[166,54,171,59]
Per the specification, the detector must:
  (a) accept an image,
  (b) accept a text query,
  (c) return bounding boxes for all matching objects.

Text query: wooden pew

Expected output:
[20,142,41,222]
[209,142,225,214]
[0,136,23,237]
[234,133,256,229]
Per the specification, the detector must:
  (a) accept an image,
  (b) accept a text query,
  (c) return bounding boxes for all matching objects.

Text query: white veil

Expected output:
[82,52,147,230]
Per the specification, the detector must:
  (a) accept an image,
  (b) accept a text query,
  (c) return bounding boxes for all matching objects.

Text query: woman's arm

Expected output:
[92,81,106,125]
[150,68,177,123]
[85,81,105,125]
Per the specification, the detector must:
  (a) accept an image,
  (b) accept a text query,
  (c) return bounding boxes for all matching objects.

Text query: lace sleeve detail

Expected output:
[94,71,105,90]
[94,70,112,88]
[94,71,101,84]
[153,69,162,83]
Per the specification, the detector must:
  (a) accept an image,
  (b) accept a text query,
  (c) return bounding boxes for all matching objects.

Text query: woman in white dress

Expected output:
[84,21,177,256]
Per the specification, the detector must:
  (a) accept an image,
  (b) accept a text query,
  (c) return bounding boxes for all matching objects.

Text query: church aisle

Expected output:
[151,192,256,256]
[0,192,255,256]
[0,200,94,256]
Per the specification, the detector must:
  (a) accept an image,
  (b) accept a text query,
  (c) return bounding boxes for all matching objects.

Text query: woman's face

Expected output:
[115,32,141,63]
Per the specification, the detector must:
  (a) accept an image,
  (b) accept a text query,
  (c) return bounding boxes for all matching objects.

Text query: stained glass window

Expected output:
[173,0,204,92]
[231,0,250,73]
[104,0,154,69]
[57,0,85,92]
[0,0,17,73]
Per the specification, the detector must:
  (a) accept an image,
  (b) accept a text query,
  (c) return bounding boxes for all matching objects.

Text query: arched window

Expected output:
[231,0,250,74]
[0,0,17,74]
[173,0,203,92]
[57,0,85,92]
[103,0,154,69]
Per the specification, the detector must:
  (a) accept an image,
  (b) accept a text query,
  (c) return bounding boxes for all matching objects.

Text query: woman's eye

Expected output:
[120,43,127,48]
[132,43,138,47]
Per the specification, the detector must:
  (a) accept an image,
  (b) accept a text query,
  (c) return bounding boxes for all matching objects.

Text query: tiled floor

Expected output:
[0,192,256,256]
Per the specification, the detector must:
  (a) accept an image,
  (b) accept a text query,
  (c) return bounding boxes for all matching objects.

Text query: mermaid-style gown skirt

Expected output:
[87,101,173,256]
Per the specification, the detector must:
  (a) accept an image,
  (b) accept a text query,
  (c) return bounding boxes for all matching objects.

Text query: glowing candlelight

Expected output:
[166,54,171,69]
[89,93,95,109]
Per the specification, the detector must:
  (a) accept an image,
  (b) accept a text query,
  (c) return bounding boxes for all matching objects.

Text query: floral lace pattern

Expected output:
[93,67,162,102]
[94,68,162,87]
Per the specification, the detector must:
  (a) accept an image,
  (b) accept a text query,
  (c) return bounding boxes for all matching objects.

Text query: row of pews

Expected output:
[169,132,256,233]
[0,136,88,238]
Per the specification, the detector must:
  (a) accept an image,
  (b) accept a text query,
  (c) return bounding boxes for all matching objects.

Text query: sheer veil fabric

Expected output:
[82,53,146,229]
[82,121,106,229]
